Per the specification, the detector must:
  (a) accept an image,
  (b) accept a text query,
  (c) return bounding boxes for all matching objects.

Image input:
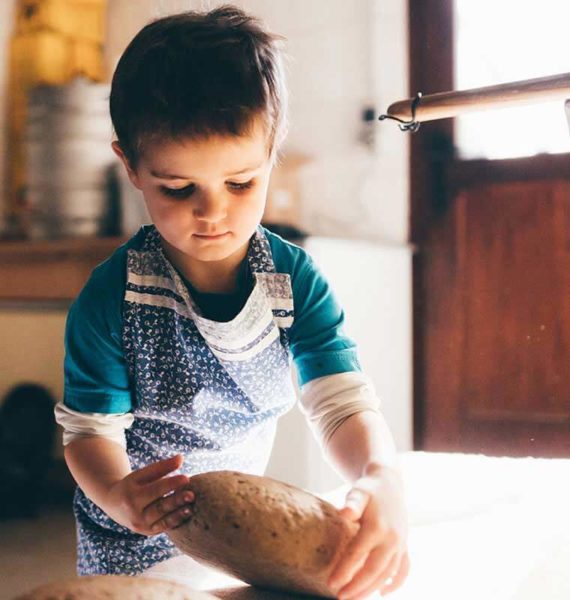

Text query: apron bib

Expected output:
[74,226,297,575]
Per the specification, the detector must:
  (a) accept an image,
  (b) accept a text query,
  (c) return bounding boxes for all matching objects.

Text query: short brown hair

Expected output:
[109,5,289,167]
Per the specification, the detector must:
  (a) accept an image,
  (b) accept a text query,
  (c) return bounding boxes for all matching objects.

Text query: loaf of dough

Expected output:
[14,575,217,600]
[213,585,320,599]
[168,471,358,598]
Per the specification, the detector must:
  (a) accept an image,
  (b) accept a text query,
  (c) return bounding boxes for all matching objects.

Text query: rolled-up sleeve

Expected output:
[299,371,381,449]
[54,402,134,447]
[57,252,133,445]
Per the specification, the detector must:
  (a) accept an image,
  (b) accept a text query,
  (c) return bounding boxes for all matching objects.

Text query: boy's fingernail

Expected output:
[182,507,191,516]
[183,492,194,502]
[329,578,345,594]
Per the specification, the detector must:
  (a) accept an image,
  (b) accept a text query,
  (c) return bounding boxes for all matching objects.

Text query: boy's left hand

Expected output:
[328,465,409,599]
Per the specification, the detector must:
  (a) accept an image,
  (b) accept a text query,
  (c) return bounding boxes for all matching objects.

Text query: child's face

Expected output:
[114,118,273,276]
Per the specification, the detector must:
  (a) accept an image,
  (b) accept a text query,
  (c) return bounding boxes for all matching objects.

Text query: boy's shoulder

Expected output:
[261,226,312,277]
[87,226,149,285]
[75,226,150,310]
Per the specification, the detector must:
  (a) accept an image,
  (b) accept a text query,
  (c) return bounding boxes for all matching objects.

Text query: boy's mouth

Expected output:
[193,232,230,240]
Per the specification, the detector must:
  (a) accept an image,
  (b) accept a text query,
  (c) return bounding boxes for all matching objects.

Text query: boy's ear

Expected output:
[112,141,142,189]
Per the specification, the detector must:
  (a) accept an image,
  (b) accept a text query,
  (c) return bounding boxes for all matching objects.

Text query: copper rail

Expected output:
[385,72,570,123]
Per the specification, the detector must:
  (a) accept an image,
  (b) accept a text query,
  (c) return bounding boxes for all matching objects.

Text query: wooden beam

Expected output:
[386,72,570,123]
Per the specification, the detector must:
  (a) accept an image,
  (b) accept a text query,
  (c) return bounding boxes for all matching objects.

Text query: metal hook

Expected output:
[378,92,423,132]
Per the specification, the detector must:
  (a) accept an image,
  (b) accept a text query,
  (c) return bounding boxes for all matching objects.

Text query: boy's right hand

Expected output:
[104,454,194,536]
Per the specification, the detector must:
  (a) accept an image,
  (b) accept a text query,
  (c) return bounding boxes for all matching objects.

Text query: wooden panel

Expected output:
[448,153,570,190]
[0,236,125,302]
[422,179,570,457]
[459,180,570,423]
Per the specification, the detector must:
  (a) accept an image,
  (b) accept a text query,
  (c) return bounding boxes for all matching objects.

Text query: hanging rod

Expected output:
[384,72,570,124]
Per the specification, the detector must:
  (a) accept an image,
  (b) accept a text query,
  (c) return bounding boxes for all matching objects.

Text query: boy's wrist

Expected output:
[362,459,399,478]
[362,461,405,494]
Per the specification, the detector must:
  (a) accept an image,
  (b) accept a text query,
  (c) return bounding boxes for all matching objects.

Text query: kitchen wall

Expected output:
[0,0,411,487]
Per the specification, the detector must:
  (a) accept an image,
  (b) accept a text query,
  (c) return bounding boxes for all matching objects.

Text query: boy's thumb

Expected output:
[339,488,368,521]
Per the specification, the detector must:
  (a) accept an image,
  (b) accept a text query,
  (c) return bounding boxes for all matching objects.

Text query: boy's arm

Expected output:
[64,436,194,536]
[64,436,132,503]
[324,410,409,599]
[322,407,399,480]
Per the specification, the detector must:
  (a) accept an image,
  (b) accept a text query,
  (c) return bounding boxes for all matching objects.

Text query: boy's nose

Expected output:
[193,193,227,223]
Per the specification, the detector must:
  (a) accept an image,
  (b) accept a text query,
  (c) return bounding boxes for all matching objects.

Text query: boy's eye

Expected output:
[159,180,254,199]
[228,180,255,192]
[160,183,196,199]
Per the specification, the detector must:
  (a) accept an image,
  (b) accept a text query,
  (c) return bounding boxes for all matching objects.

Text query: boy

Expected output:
[55,5,409,598]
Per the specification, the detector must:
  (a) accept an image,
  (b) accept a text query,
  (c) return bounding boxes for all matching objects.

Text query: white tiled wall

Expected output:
[254,0,410,244]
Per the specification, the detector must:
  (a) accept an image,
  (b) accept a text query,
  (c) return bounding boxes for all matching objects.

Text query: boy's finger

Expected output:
[327,526,378,592]
[380,552,410,595]
[349,550,399,600]
[140,474,190,508]
[132,454,184,484]
[143,488,195,525]
[340,488,370,521]
[150,504,194,534]
[337,545,396,600]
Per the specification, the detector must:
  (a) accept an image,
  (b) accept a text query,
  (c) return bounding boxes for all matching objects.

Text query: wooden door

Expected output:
[410,1,570,457]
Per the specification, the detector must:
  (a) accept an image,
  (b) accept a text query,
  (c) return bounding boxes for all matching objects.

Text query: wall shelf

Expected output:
[0,236,126,303]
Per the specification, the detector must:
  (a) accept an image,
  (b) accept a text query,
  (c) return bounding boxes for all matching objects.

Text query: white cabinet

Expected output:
[265,236,413,492]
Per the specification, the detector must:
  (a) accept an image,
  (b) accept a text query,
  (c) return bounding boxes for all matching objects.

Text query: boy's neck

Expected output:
[160,237,249,294]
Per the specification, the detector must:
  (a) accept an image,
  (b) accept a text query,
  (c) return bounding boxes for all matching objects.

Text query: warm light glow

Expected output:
[454,0,570,159]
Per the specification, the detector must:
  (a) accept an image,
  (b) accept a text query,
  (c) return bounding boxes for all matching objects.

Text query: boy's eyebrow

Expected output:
[150,162,264,180]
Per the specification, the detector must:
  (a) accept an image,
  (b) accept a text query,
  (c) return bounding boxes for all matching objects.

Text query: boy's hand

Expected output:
[104,454,194,536]
[328,465,410,599]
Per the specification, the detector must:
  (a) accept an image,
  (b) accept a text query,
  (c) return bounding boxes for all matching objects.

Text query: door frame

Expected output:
[409,0,454,448]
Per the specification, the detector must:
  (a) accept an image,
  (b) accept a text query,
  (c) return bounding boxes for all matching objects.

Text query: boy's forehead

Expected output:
[138,124,271,176]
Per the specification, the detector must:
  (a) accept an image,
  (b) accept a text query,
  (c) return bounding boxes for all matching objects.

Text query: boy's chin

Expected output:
[187,247,236,262]
[186,236,247,262]
[160,230,252,265]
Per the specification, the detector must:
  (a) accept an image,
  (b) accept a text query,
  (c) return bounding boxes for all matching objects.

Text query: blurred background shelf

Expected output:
[0,235,126,303]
